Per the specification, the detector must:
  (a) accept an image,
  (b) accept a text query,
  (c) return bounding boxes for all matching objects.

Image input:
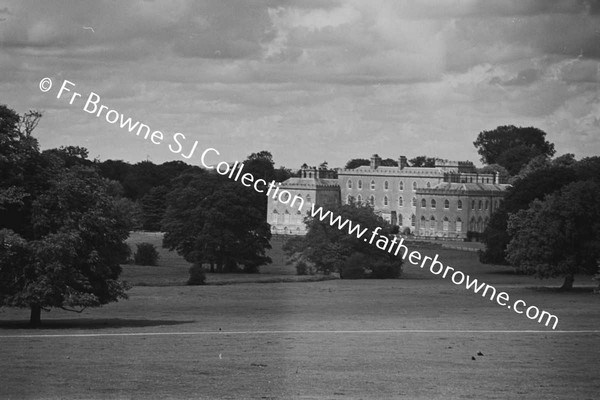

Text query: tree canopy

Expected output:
[409,156,437,167]
[344,158,370,169]
[162,167,272,273]
[284,202,402,278]
[473,125,556,175]
[480,155,600,270]
[506,181,600,289]
[0,105,132,325]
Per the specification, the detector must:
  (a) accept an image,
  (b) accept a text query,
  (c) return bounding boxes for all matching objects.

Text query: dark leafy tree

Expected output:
[97,159,131,183]
[506,181,600,290]
[381,158,398,167]
[479,164,577,264]
[122,160,163,200]
[473,125,556,175]
[344,158,370,169]
[0,105,132,326]
[162,169,272,273]
[273,166,293,182]
[409,156,436,167]
[140,185,169,231]
[133,242,160,266]
[286,202,402,278]
[43,146,93,168]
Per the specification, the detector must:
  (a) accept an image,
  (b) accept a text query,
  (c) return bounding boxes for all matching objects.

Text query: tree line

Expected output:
[1,101,598,326]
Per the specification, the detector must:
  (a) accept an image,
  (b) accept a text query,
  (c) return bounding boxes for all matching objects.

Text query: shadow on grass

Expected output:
[0,318,194,330]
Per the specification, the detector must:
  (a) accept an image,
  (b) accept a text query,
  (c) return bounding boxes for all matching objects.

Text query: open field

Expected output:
[1,237,599,399]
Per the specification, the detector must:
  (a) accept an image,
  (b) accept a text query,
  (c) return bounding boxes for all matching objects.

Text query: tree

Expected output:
[344,158,370,169]
[380,158,398,167]
[0,105,132,326]
[479,164,577,264]
[473,125,555,175]
[479,156,600,265]
[162,168,272,273]
[286,202,402,278]
[43,146,93,168]
[478,164,509,183]
[409,156,436,167]
[506,181,600,290]
[140,185,169,231]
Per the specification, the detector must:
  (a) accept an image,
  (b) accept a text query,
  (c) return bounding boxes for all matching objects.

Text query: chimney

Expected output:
[398,155,408,170]
[370,154,382,169]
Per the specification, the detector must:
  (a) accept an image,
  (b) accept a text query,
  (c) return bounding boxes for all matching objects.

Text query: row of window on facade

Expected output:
[417,215,488,233]
[346,177,494,191]
[347,195,499,210]
[271,209,303,225]
[347,179,424,191]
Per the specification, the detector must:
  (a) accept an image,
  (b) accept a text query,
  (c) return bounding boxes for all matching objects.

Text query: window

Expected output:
[398,214,403,226]
[412,181,417,191]
[485,200,489,210]
[358,180,362,190]
[411,214,416,226]
[306,194,311,203]
[271,210,279,224]
[470,217,476,231]
[430,216,436,230]
[443,217,449,232]
[347,195,353,204]
[369,195,375,205]
[431,199,436,209]
[426,182,431,188]
[384,196,389,206]
[283,210,290,223]
[444,199,449,209]
[421,198,426,207]
[384,180,389,190]
[347,180,352,189]
[399,181,404,190]
[456,218,462,232]
[357,194,362,203]
[471,200,475,210]
[479,200,482,210]
[412,197,417,207]
[398,197,404,207]
[370,180,376,190]
[457,200,463,210]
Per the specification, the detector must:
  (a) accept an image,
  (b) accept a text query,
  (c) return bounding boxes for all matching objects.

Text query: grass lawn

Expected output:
[121,232,329,286]
[1,233,599,399]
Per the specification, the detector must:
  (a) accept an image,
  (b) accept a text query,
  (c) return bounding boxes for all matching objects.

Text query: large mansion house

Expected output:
[267,154,509,239]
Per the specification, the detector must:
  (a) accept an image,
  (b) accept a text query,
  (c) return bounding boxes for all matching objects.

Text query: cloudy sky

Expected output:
[1,0,599,168]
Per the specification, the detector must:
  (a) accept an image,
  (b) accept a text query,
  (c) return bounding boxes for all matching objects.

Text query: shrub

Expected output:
[466,231,480,242]
[371,259,402,279]
[338,252,368,279]
[295,261,317,275]
[187,263,206,285]
[133,242,160,266]
[296,261,309,275]
[402,227,412,236]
